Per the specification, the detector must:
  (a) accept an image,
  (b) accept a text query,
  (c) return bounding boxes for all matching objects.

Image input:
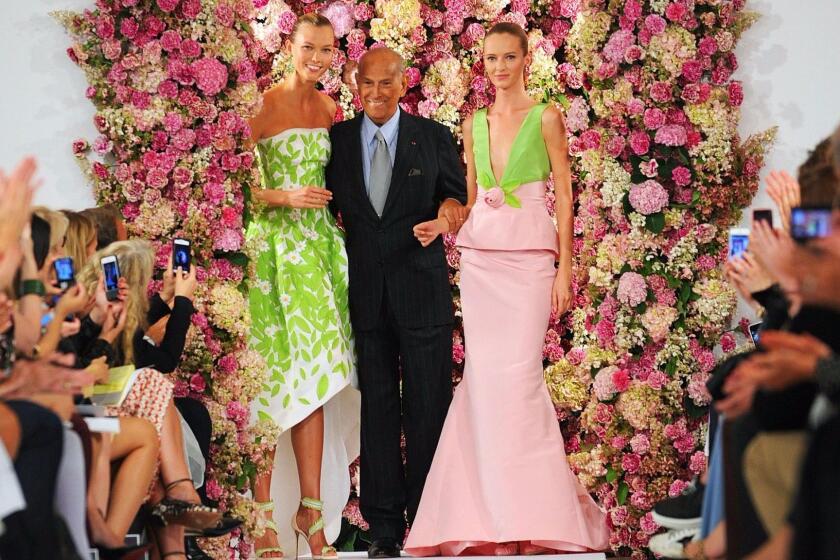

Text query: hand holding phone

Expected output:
[752,209,773,228]
[172,238,191,273]
[728,228,750,260]
[101,256,121,302]
[53,257,75,291]
[791,206,832,243]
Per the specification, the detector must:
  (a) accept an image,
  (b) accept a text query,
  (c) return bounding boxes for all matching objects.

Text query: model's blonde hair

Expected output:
[78,239,154,365]
[32,207,69,256]
[61,211,97,270]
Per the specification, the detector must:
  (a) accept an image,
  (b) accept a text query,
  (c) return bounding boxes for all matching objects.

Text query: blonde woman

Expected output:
[78,240,227,559]
[61,210,98,270]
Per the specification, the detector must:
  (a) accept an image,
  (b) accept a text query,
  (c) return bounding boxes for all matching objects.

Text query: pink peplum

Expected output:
[455,180,558,254]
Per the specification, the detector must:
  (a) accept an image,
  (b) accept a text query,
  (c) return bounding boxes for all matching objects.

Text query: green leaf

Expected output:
[317,374,329,400]
[606,466,618,483]
[258,410,272,422]
[645,212,666,233]
[617,481,629,505]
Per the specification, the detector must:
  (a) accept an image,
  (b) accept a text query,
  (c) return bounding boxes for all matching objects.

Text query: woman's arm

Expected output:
[13,228,44,354]
[542,105,573,315]
[462,114,478,208]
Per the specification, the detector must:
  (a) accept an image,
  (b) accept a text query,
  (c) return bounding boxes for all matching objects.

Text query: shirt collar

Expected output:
[362,107,401,148]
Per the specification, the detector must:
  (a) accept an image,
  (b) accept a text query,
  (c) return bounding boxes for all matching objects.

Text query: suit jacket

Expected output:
[326,111,467,330]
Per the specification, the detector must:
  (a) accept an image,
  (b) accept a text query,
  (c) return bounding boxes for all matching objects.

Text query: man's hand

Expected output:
[764,170,800,233]
[733,331,831,390]
[413,218,449,248]
[716,372,757,419]
[438,199,469,233]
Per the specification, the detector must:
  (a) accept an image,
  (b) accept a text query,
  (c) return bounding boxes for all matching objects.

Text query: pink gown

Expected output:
[404,104,609,556]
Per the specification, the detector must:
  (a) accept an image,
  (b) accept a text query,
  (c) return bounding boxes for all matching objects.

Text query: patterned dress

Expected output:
[246,127,359,553]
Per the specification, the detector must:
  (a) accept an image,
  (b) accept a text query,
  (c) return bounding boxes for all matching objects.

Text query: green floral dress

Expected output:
[246,128,356,431]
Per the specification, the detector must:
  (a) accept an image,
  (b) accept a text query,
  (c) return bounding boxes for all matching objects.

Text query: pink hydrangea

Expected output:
[630,433,650,455]
[622,453,642,473]
[191,57,228,96]
[668,479,690,497]
[644,14,667,34]
[655,124,688,146]
[639,159,659,178]
[672,166,692,186]
[322,1,354,37]
[189,373,206,393]
[225,400,249,427]
[156,0,179,13]
[681,59,703,82]
[353,3,374,20]
[720,331,736,353]
[646,370,668,389]
[593,366,619,401]
[617,272,647,307]
[461,22,485,49]
[649,81,672,102]
[629,180,669,215]
[728,81,744,106]
[690,450,707,474]
[180,39,202,59]
[665,2,688,21]
[602,29,635,64]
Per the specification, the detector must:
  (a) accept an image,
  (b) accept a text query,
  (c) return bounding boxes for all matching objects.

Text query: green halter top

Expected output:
[472,103,551,208]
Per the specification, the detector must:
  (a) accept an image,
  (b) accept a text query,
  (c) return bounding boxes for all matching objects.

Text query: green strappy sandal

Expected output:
[291,498,337,560]
[255,500,284,558]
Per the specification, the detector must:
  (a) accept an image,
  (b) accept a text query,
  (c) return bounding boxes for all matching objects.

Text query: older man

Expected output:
[325,48,467,558]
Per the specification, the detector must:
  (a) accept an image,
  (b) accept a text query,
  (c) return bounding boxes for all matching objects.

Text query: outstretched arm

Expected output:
[543,105,573,316]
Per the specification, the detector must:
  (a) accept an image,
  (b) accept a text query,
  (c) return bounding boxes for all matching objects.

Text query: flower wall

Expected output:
[60,0,773,557]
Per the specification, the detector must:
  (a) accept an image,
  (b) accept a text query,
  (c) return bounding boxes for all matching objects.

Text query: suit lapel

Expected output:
[347,115,380,222]
[382,111,417,218]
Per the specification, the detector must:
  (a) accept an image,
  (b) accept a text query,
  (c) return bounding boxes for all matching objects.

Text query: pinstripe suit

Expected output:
[326,111,467,540]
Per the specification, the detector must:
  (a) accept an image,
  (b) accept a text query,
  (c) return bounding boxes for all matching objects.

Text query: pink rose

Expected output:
[484,187,505,208]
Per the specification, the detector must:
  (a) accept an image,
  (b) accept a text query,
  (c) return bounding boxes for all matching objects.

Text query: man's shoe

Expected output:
[368,537,401,558]
[652,479,705,530]
[648,528,700,559]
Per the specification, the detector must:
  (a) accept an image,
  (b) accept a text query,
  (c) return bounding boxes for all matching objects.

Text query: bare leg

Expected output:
[0,402,21,458]
[107,416,160,539]
[158,400,200,504]
[253,448,283,558]
[291,407,331,555]
[89,433,112,516]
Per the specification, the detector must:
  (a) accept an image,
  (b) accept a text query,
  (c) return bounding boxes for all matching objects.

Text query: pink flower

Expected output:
[147,169,169,189]
[567,347,585,365]
[189,373,206,393]
[643,108,666,130]
[630,433,650,455]
[681,59,703,82]
[617,272,647,307]
[602,30,635,65]
[158,80,178,98]
[644,14,666,34]
[646,370,667,389]
[214,3,234,27]
[672,166,692,187]
[461,23,485,49]
[322,1,354,38]
[180,39,202,59]
[277,10,298,34]
[92,162,109,180]
[120,17,139,38]
[191,57,228,96]
[205,479,223,501]
[610,506,629,527]
[728,81,744,106]
[484,187,505,208]
[699,36,719,56]
[160,30,182,52]
[655,124,687,146]
[225,400,249,427]
[665,2,688,22]
[720,331,736,353]
[606,136,625,158]
[649,81,672,103]
[405,67,421,89]
[640,513,659,534]
[218,354,238,374]
[639,159,659,178]
[629,180,669,215]
[72,139,89,156]
[622,453,642,474]
[612,369,631,392]
[690,451,707,474]
[156,0,180,13]
[629,130,650,155]
[353,3,374,21]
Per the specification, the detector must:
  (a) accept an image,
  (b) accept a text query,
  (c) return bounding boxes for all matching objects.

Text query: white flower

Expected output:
[279,294,291,305]
[287,252,302,265]
[265,325,280,337]
[256,280,271,295]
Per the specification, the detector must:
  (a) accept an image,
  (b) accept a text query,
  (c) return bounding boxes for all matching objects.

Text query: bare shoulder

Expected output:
[541,103,566,132]
[462,112,474,132]
[319,92,338,122]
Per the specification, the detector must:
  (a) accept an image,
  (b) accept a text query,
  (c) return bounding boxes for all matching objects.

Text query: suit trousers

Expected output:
[355,288,453,542]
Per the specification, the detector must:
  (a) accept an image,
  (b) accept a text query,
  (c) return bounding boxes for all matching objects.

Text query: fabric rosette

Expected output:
[478,170,522,208]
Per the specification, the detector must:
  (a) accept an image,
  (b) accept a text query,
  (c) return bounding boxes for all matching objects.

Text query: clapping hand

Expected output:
[731,331,831,391]
[0,352,94,399]
[725,252,772,308]
[413,218,450,247]
[0,157,38,252]
[765,170,800,233]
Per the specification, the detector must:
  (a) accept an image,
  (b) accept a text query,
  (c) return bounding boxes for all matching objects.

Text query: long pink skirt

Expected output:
[404,248,609,556]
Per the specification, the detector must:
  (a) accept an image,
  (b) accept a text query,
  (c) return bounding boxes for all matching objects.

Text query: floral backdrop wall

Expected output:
[58,0,773,557]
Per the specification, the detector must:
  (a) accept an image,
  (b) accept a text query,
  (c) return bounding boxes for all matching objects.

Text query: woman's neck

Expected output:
[281,72,320,106]
[491,85,533,114]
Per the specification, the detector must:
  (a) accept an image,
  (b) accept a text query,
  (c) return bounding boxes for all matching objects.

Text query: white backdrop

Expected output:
[1,2,839,213]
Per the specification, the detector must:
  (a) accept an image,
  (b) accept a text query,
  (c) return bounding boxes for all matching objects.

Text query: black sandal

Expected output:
[150,478,221,530]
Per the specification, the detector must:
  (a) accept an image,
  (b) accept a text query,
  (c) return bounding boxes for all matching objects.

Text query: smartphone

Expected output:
[728,228,750,259]
[101,255,121,302]
[791,206,832,243]
[53,257,75,291]
[752,209,773,227]
[172,238,191,273]
[748,322,762,346]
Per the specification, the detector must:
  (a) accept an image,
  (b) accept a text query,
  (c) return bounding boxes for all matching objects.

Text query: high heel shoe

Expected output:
[150,478,222,531]
[255,500,284,558]
[291,497,337,560]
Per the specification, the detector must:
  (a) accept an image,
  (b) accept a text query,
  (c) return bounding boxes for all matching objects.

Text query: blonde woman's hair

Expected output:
[78,239,155,365]
[32,207,69,255]
[61,211,97,270]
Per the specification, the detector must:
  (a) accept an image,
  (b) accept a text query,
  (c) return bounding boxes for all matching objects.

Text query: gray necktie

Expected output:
[369,130,392,216]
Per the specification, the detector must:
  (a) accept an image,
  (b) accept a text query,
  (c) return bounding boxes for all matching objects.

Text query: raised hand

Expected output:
[413,217,449,247]
[99,302,128,344]
[749,220,796,290]
[731,331,831,391]
[726,252,773,297]
[0,156,39,252]
[765,170,800,233]
[55,283,90,317]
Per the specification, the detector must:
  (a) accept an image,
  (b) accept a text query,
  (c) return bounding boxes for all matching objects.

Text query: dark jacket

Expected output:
[326,111,467,330]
